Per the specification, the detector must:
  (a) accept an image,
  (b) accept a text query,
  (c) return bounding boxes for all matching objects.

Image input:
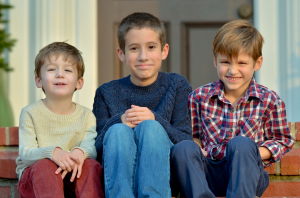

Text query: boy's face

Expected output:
[214,50,262,97]
[117,28,169,86]
[35,55,83,99]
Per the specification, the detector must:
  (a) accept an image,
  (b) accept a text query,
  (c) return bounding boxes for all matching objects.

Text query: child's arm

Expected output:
[19,109,61,166]
[258,98,295,166]
[147,76,193,144]
[93,87,125,155]
[71,111,97,160]
[19,109,79,173]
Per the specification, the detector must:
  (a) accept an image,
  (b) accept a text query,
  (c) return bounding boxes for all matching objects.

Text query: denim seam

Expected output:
[102,146,112,197]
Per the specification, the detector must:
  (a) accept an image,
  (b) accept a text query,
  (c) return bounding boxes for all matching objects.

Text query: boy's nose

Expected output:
[56,69,64,78]
[138,48,149,61]
[228,65,239,74]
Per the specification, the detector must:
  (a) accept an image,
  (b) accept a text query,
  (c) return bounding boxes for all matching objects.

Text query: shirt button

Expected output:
[230,128,233,132]
[230,109,234,113]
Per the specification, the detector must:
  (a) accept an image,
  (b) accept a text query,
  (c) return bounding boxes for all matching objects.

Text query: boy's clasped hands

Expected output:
[52,147,85,182]
[121,105,155,128]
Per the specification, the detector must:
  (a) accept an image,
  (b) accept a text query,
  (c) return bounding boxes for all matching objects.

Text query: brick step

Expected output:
[1,123,300,198]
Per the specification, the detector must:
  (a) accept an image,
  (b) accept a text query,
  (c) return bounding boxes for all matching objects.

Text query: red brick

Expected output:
[262,182,300,197]
[296,122,300,141]
[14,185,20,198]
[264,163,276,174]
[0,186,11,198]
[280,148,300,175]
[0,127,6,146]
[9,127,19,145]
[0,151,19,179]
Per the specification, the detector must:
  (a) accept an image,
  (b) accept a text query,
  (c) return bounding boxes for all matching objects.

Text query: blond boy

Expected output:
[171,20,295,198]
[16,42,104,198]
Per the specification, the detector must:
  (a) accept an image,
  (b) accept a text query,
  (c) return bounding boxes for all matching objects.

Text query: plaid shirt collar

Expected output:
[207,77,263,104]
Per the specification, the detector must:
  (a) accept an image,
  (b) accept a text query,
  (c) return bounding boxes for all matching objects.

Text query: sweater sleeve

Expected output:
[153,77,193,144]
[92,87,123,156]
[72,111,97,159]
[18,109,58,167]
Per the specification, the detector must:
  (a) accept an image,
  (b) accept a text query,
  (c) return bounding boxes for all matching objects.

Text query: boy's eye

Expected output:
[221,61,229,64]
[149,45,155,49]
[65,69,72,72]
[48,68,55,71]
[130,47,138,51]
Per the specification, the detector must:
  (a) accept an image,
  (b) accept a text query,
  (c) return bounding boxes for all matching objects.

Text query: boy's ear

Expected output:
[35,76,43,88]
[213,57,217,69]
[161,44,169,60]
[254,56,263,71]
[75,77,84,90]
[117,48,126,62]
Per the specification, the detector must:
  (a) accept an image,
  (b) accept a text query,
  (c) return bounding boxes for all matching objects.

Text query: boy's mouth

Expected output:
[54,83,66,85]
[226,76,242,81]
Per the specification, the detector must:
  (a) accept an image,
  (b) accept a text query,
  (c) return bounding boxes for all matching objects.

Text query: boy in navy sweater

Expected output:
[93,12,192,198]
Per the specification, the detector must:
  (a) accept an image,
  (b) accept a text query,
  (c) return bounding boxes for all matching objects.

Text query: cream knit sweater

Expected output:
[16,99,97,179]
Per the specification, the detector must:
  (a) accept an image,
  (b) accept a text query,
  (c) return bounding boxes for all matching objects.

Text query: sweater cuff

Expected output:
[72,147,89,159]
[41,145,59,160]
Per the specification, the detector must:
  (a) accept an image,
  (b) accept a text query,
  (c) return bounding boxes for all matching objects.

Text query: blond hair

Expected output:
[213,20,264,61]
[35,42,85,79]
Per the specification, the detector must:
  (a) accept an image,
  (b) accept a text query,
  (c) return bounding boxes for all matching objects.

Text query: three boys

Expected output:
[171,20,295,197]
[16,42,104,198]
[16,13,295,198]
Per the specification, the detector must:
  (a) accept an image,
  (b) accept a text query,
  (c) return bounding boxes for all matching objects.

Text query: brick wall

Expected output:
[1,123,300,198]
[0,127,19,198]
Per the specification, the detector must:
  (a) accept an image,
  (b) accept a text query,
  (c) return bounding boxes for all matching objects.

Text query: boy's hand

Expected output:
[69,148,85,182]
[193,138,208,157]
[124,105,155,125]
[52,147,80,173]
[54,149,85,181]
[121,113,137,128]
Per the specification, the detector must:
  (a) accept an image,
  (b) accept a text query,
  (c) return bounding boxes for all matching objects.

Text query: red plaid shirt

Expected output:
[189,78,295,167]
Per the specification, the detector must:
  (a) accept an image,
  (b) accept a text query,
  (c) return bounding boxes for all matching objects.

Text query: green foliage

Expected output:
[0,3,16,72]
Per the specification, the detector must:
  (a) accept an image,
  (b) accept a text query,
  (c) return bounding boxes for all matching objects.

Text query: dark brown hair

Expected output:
[117,12,166,53]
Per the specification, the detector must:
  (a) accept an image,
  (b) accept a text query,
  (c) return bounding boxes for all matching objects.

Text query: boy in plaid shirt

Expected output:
[171,20,295,198]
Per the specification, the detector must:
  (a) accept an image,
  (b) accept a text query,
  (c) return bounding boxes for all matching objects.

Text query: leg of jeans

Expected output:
[225,136,269,198]
[103,123,136,198]
[170,140,215,198]
[71,159,105,198]
[18,159,64,198]
[134,120,173,198]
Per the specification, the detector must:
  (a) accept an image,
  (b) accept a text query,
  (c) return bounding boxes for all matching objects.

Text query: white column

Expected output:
[8,0,98,126]
[254,0,300,122]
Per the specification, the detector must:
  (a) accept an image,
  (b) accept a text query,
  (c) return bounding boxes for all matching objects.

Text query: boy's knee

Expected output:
[31,159,58,174]
[83,159,103,172]
[104,123,132,141]
[138,120,162,130]
[136,120,167,140]
[171,140,197,162]
[227,136,257,154]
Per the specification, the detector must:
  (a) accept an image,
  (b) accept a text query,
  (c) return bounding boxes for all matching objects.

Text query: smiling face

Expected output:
[214,50,262,98]
[35,55,83,99]
[117,28,169,86]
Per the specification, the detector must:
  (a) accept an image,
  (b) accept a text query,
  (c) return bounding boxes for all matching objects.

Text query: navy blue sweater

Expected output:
[92,72,193,156]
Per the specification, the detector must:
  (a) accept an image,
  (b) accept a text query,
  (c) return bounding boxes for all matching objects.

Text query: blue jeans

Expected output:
[103,120,173,198]
[171,136,269,198]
